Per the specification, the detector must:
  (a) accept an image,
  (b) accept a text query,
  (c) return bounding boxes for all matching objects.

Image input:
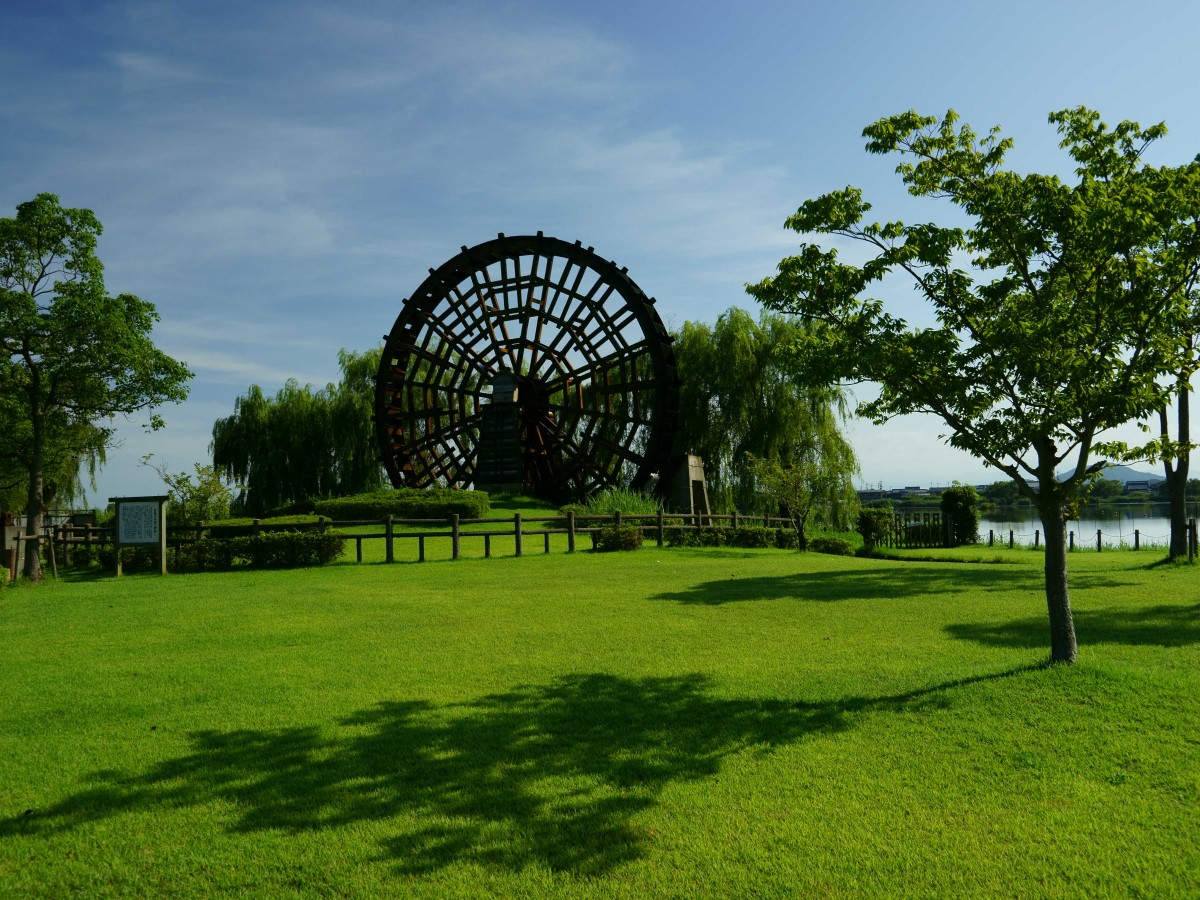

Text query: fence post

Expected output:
[356,537,363,563]
[1069,530,1075,551]
[253,518,261,535]
[989,529,994,547]
[319,516,327,534]
[1189,518,1197,563]
[485,534,491,558]
[1134,529,1140,551]
[1097,529,1102,552]
[657,509,665,548]
[419,534,425,562]
[514,513,523,557]
[615,510,622,528]
[1034,529,1040,549]
[567,511,576,553]
[544,532,550,554]
[385,515,394,563]
[452,514,461,560]
[1009,530,1014,550]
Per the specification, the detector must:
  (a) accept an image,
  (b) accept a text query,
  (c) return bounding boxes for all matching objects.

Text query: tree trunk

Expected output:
[22,405,45,583]
[1038,500,1077,664]
[1162,387,1190,561]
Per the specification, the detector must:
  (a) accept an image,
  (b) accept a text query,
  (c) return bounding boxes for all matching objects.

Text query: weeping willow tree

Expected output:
[673,308,858,524]
[0,396,108,514]
[211,347,384,516]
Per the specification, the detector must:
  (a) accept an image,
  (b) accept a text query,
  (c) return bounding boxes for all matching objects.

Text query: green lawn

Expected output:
[2,545,1197,897]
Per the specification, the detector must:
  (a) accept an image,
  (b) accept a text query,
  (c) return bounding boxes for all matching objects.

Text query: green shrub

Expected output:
[728,526,773,548]
[940,484,981,546]
[225,531,345,568]
[857,508,895,551]
[582,488,662,517]
[264,499,318,517]
[775,528,800,550]
[314,488,490,521]
[94,531,344,572]
[809,536,855,556]
[595,523,644,552]
[667,527,728,548]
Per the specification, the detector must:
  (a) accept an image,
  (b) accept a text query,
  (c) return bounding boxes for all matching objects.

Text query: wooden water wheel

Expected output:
[375,233,680,501]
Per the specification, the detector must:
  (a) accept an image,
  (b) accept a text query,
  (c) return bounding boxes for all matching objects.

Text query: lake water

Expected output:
[973,502,1198,548]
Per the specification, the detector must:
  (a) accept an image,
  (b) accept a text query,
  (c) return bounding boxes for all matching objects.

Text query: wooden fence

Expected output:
[47,511,798,569]
[878,510,953,550]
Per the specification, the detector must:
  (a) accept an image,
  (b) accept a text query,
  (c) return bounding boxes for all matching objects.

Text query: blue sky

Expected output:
[4,0,1199,503]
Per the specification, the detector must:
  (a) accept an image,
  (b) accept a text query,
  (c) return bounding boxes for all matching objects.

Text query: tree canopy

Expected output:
[672,307,857,522]
[748,108,1200,663]
[211,347,385,516]
[1,193,192,580]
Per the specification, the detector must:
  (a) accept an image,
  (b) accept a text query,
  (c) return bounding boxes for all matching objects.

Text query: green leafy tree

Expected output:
[1,194,192,581]
[673,308,857,516]
[211,347,385,516]
[939,483,980,546]
[748,108,1200,664]
[141,455,235,524]
[1087,477,1125,502]
[745,451,858,550]
[1154,334,1197,559]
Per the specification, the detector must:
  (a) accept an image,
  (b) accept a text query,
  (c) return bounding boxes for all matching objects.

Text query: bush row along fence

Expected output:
[47,511,801,570]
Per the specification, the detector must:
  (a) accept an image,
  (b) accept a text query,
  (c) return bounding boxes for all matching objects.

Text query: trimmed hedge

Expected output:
[808,536,855,556]
[314,488,490,521]
[775,528,800,550]
[91,531,345,572]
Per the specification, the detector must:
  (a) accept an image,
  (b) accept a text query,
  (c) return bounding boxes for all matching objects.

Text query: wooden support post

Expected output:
[356,537,363,563]
[543,532,550,554]
[385,515,394,563]
[452,514,461,560]
[419,534,425,562]
[657,509,665,548]
[1134,529,1140,551]
[1034,529,1040,549]
[485,534,491,558]
[988,529,994,547]
[1009,530,1014,550]
[567,511,576,553]
[514,513,523,557]
[1097,529,1103,552]
[1069,531,1075,551]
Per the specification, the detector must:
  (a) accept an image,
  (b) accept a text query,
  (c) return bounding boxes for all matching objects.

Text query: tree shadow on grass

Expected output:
[652,564,1043,605]
[3,668,1035,876]
[946,602,1200,650]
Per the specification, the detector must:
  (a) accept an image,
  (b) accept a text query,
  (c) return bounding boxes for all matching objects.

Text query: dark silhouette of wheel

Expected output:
[375,232,680,501]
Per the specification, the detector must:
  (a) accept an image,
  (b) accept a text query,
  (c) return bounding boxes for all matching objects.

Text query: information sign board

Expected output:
[117,501,162,545]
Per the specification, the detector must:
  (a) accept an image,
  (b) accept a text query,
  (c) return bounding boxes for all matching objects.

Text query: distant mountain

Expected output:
[1055,463,1165,485]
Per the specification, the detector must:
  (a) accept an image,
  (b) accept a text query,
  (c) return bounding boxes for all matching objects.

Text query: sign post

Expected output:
[110,496,169,576]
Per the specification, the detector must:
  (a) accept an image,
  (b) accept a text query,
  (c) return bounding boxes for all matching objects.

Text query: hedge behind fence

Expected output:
[314,488,491,521]
[86,531,345,572]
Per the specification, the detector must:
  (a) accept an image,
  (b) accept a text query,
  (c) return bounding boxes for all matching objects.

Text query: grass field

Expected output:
[2,543,1198,897]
